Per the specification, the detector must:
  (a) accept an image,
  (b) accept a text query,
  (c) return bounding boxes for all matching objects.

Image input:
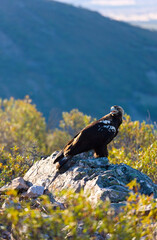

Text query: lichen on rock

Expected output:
[23,152,157,205]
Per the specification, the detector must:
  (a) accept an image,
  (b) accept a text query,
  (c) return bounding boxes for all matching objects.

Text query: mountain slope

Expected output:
[0,0,157,121]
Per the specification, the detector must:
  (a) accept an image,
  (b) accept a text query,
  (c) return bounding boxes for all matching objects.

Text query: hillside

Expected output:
[132,20,157,30]
[0,0,157,122]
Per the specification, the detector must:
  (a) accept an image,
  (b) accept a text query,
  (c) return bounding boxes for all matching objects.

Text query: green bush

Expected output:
[0,96,46,185]
[46,109,94,153]
[0,146,40,187]
[0,183,156,240]
[109,114,157,183]
[46,129,72,152]
[137,140,157,183]
[0,96,46,153]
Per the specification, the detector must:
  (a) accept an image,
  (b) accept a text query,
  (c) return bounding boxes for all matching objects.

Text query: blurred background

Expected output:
[0,0,157,123]
[56,0,157,28]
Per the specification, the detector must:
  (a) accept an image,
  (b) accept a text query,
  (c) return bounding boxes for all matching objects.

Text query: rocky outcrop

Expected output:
[23,152,157,205]
[1,152,156,206]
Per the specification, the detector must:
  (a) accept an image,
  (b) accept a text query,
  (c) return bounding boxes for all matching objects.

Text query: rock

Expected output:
[2,197,22,210]
[24,185,45,198]
[0,230,14,240]
[24,153,157,204]
[110,201,127,214]
[0,177,29,193]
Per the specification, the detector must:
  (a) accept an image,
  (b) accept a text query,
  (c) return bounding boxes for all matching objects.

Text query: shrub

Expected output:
[0,146,40,187]
[59,109,93,136]
[0,96,46,153]
[46,109,94,153]
[109,114,157,183]
[137,140,157,183]
[0,96,46,185]
[46,129,71,152]
[0,184,156,240]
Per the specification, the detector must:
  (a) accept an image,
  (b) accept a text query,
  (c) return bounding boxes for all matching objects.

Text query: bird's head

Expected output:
[110,105,124,117]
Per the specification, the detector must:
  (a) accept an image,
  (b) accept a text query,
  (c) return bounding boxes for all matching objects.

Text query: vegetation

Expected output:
[109,114,157,183]
[0,96,46,186]
[46,109,94,152]
[0,97,156,239]
[0,183,156,240]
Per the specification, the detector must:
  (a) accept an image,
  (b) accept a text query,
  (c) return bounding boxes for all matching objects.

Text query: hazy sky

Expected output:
[55,0,157,22]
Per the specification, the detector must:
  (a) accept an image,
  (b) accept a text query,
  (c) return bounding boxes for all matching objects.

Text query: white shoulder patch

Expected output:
[98,123,116,133]
[100,120,111,124]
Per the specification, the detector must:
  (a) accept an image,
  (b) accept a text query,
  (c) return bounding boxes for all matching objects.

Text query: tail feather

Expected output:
[53,151,64,164]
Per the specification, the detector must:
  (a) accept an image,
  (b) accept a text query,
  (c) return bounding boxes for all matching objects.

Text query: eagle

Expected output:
[53,105,124,170]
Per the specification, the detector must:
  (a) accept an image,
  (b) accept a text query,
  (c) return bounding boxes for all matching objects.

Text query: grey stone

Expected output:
[0,177,29,193]
[24,153,157,204]
[2,197,22,210]
[25,185,45,198]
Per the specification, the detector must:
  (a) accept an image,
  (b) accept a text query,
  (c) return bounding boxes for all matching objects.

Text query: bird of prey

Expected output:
[53,105,124,170]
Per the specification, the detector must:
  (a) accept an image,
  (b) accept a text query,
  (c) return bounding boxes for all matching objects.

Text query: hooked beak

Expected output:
[110,106,118,114]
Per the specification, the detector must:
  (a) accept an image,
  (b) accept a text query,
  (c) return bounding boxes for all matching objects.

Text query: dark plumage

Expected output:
[53,105,124,170]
